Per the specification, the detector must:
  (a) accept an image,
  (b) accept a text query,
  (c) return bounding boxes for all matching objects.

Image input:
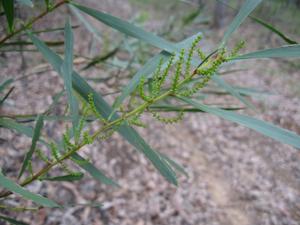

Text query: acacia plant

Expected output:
[0,0,300,223]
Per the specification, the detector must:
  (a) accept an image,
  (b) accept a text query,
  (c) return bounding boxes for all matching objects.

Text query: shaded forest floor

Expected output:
[0,0,300,224]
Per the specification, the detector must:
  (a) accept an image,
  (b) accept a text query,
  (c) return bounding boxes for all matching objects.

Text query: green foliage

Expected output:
[151,111,184,124]
[18,115,44,179]
[87,93,107,123]
[180,97,300,149]
[233,44,300,60]
[40,173,84,182]
[1,0,300,220]
[0,170,60,208]
[0,214,29,225]
[220,0,262,46]
[36,148,51,164]
[2,0,14,33]
[61,19,79,138]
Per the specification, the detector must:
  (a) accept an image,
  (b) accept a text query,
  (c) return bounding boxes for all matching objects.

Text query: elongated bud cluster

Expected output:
[133,36,245,124]
[185,35,202,78]
[172,48,185,92]
[150,110,184,124]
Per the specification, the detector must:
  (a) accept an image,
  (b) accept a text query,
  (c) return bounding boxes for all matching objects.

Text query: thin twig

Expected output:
[0,0,69,46]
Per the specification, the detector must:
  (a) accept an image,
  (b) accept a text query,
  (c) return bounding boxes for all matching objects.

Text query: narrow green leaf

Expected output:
[212,75,256,110]
[1,115,95,123]
[220,0,262,46]
[28,32,178,185]
[232,44,300,60]
[0,86,14,105]
[18,115,44,179]
[0,118,33,137]
[71,153,119,186]
[31,25,80,35]
[44,0,49,8]
[233,86,272,97]
[0,215,29,225]
[118,121,177,185]
[0,170,60,208]
[3,40,64,47]
[182,8,202,25]
[61,19,79,137]
[203,87,272,98]
[2,0,14,32]
[82,47,119,70]
[149,104,243,112]
[71,3,179,53]
[216,0,297,45]
[0,78,13,93]
[0,79,14,105]
[179,97,300,149]
[16,0,33,7]
[69,4,102,43]
[251,17,297,45]
[40,173,84,182]
[159,153,188,178]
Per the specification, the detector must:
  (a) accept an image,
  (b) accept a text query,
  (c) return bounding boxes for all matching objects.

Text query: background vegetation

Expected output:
[0,0,299,224]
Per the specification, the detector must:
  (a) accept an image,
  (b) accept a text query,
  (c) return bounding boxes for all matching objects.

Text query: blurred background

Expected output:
[0,0,300,224]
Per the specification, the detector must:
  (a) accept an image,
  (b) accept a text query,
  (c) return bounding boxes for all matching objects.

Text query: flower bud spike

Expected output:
[36,148,51,164]
[63,129,76,151]
[151,58,165,96]
[155,54,175,94]
[98,129,115,141]
[83,131,93,144]
[50,142,74,174]
[172,49,185,92]
[138,76,152,102]
[153,58,164,80]
[150,110,184,124]
[88,93,107,124]
[50,142,60,162]
[185,35,202,78]
[128,91,140,110]
[197,48,206,61]
[230,40,245,58]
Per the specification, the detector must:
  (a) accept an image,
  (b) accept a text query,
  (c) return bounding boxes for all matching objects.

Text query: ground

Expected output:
[0,1,300,225]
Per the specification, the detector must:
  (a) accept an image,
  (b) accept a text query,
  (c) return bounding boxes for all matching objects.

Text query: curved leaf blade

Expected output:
[216,0,297,45]
[69,4,102,43]
[180,97,300,149]
[71,3,179,53]
[2,0,14,32]
[0,170,60,208]
[0,118,33,137]
[0,215,29,225]
[232,44,300,60]
[40,173,84,182]
[159,152,188,178]
[212,75,256,110]
[220,0,262,46]
[0,78,14,93]
[71,153,119,187]
[252,17,297,45]
[18,115,44,179]
[61,19,79,136]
